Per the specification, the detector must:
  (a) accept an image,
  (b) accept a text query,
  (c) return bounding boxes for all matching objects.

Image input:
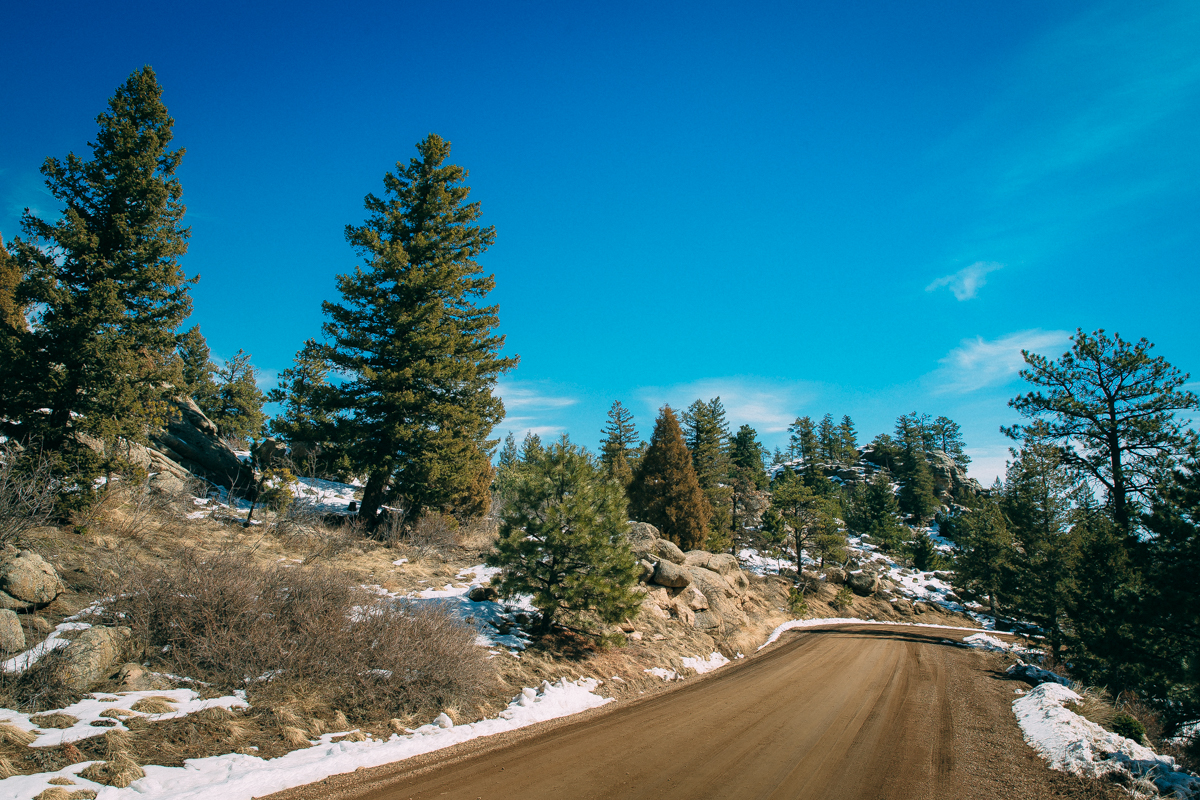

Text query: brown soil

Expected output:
[268,625,1123,800]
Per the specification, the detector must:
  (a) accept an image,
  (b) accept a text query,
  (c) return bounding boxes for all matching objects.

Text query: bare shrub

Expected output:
[103,547,490,722]
[402,511,457,560]
[0,442,58,545]
[0,647,86,713]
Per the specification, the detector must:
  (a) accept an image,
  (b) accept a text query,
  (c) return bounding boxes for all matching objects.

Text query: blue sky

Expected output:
[2,0,1198,483]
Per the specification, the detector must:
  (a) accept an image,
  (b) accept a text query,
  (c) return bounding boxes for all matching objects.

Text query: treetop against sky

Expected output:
[2,0,1197,483]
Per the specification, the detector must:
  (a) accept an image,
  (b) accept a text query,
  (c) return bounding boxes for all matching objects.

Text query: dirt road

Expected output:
[280,625,1119,800]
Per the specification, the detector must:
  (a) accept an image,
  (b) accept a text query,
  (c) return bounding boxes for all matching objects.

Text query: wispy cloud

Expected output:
[637,377,819,434]
[925,261,1002,301]
[495,380,579,412]
[932,329,1071,394]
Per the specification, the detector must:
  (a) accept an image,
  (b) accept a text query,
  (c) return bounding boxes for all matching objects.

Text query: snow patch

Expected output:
[681,652,730,674]
[1015,683,1199,797]
[0,678,612,800]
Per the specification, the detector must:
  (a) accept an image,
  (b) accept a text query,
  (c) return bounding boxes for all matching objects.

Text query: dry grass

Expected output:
[1066,688,1117,729]
[0,443,57,546]
[129,697,176,714]
[99,546,492,724]
[30,713,79,729]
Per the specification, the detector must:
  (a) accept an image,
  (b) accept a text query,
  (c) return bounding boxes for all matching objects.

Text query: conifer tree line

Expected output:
[0,67,512,526]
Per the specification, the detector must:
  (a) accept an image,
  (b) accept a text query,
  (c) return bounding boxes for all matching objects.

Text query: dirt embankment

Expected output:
[271,625,1122,800]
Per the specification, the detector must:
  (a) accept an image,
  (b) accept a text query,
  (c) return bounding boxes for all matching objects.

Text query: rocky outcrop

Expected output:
[54,627,131,691]
[925,449,983,500]
[652,560,691,588]
[148,398,257,496]
[0,549,65,610]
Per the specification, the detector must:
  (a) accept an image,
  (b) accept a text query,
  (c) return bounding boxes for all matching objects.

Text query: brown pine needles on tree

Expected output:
[629,405,711,550]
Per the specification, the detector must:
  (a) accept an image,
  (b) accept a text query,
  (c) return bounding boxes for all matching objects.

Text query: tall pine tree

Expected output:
[683,397,733,549]
[4,67,193,456]
[787,416,818,462]
[600,400,640,487]
[320,134,516,523]
[177,325,217,409]
[207,350,266,444]
[629,406,711,550]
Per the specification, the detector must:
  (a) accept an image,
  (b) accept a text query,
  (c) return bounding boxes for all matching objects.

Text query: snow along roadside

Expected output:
[0,679,612,800]
[758,617,990,650]
[1014,682,1200,798]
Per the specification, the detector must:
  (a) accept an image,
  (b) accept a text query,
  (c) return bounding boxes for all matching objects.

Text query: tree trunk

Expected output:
[359,472,391,527]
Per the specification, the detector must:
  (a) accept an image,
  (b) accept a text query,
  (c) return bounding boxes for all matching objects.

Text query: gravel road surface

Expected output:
[269,624,1121,800]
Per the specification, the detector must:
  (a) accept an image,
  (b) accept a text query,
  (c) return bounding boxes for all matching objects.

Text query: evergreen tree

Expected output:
[952,493,1014,615]
[770,469,838,568]
[931,415,970,467]
[177,325,217,408]
[770,446,786,466]
[844,473,905,549]
[730,424,767,541]
[267,340,333,444]
[207,350,266,444]
[1007,329,1198,532]
[837,415,858,465]
[0,237,27,415]
[895,412,934,454]
[628,406,711,550]
[817,413,839,462]
[519,432,544,464]
[896,449,938,523]
[1001,424,1082,654]
[600,400,639,487]
[487,436,640,636]
[3,67,193,454]
[683,397,733,549]
[787,416,818,462]
[490,432,521,507]
[319,134,516,522]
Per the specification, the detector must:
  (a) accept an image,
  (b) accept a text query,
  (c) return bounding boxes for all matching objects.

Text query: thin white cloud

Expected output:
[638,377,819,434]
[932,329,1071,394]
[495,380,579,411]
[926,261,1003,301]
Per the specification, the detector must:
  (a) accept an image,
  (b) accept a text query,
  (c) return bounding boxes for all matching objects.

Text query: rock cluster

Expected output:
[0,547,65,611]
[628,522,760,637]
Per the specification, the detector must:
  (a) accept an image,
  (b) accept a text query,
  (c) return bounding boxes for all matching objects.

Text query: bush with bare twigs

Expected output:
[99,548,490,722]
[0,443,58,545]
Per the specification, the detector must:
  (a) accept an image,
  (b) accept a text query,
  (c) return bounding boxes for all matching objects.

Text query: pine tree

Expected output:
[207,350,266,444]
[319,134,516,522]
[952,494,1014,615]
[896,450,938,523]
[895,412,934,454]
[1007,329,1198,532]
[4,67,193,454]
[0,237,27,416]
[519,432,544,464]
[177,325,218,408]
[838,415,858,465]
[817,413,838,462]
[787,416,818,462]
[770,469,837,568]
[487,436,641,636]
[600,401,640,487]
[844,472,905,549]
[1000,423,1083,654]
[683,397,733,549]
[730,424,767,543]
[931,415,970,467]
[628,406,711,550]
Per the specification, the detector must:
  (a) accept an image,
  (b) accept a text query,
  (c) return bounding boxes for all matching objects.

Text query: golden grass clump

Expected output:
[279,726,310,747]
[98,708,137,719]
[79,754,145,788]
[0,756,17,778]
[0,723,36,746]
[332,710,349,729]
[30,713,78,729]
[129,697,175,714]
[332,730,368,743]
[47,777,75,785]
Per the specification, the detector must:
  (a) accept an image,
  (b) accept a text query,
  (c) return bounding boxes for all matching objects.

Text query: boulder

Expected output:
[669,599,695,627]
[0,550,65,610]
[116,663,172,691]
[683,551,713,570]
[683,565,741,599]
[251,438,289,468]
[637,560,656,583]
[626,521,660,545]
[643,601,671,620]
[148,471,186,497]
[825,568,847,585]
[467,586,499,602]
[926,449,983,500]
[892,598,914,616]
[847,570,880,597]
[0,609,24,652]
[642,586,670,606]
[652,539,686,565]
[55,627,130,692]
[652,560,691,588]
[149,397,257,496]
[674,585,709,611]
[706,553,740,576]
[692,610,723,632]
